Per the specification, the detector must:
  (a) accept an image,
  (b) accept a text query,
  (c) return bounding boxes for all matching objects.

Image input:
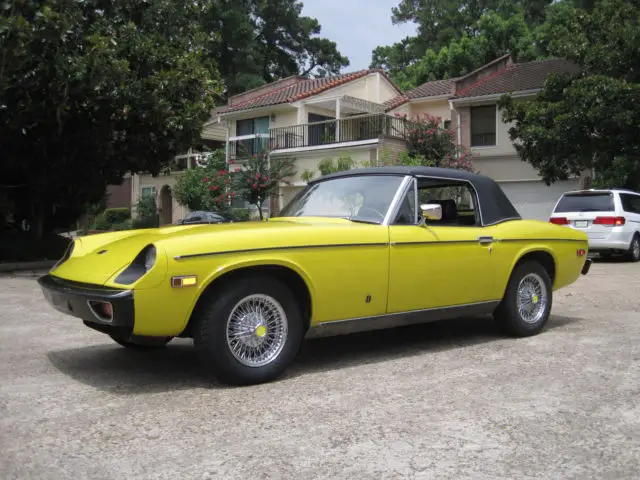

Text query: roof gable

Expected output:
[221,69,402,115]
[453,58,580,99]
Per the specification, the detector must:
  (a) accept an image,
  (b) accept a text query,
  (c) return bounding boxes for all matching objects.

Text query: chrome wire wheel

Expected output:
[516,272,548,324]
[225,294,288,368]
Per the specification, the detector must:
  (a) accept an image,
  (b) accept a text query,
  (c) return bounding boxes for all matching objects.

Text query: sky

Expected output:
[300,0,417,72]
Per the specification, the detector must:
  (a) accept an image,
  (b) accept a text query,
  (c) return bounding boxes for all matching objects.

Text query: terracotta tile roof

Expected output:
[221,69,400,114]
[453,58,579,98]
[384,79,456,110]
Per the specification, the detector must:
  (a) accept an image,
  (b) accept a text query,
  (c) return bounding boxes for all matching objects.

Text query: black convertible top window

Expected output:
[310,166,522,226]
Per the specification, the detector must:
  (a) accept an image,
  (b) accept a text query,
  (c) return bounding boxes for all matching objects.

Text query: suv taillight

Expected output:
[549,217,569,225]
[593,216,625,226]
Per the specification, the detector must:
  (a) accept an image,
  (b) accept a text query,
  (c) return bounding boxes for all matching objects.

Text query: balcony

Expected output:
[269,113,408,152]
[227,113,409,162]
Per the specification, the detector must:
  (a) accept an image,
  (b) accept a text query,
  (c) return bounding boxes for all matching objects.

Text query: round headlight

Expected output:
[144,246,156,271]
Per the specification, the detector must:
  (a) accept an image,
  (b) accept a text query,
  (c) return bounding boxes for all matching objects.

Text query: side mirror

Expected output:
[420,203,442,221]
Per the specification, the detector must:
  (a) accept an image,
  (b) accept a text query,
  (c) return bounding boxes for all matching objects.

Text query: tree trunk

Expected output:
[256,198,264,220]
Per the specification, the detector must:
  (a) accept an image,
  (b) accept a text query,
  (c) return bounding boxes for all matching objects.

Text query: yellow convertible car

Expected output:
[39,166,591,385]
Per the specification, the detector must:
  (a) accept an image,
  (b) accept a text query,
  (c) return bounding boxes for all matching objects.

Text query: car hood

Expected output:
[50,217,383,286]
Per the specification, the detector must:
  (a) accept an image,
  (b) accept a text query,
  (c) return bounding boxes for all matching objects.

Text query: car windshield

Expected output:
[278,175,405,224]
[554,193,615,212]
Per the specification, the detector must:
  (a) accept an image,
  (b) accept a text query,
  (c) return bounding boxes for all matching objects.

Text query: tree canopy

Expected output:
[370,0,552,86]
[499,0,640,189]
[1,0,223,235]
[203,0,349,97]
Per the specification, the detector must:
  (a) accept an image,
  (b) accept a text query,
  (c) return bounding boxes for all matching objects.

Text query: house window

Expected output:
[443,120,451,130]
[235,116,270,157]
[141,186,156,198]
[470,105,496,147]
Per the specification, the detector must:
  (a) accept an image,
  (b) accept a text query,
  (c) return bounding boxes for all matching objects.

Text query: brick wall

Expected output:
[378,135,407,165]
[106,177,132,209]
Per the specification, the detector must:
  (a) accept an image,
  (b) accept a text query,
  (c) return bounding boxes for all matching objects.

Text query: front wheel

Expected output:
[493,261,553,337]
[192,276,305,386]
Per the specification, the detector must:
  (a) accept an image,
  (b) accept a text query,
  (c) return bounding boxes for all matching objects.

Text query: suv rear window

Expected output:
[554,193,615,212]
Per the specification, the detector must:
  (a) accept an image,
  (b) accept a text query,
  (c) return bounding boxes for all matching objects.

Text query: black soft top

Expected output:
[310,166,522,226]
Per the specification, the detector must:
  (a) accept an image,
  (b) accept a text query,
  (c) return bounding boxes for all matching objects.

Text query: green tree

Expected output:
[499,0,640,189]
[0,0,222,237]
[232,152,297,220]
[371,0,550,80]
[202,0,349,97]
[388,9,540,89]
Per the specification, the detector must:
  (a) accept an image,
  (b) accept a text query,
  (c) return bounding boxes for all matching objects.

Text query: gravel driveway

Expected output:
[1,261,639,479]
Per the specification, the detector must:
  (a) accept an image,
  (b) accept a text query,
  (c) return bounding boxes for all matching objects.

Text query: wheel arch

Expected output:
[502,247,558,295]
[181,260,315,337]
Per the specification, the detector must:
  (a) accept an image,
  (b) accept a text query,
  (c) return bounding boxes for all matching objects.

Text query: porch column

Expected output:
[335,97,341,142]
[224,121,230,166]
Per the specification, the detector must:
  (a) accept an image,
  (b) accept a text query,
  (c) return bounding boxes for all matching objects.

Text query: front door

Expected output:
[386,177,496,313]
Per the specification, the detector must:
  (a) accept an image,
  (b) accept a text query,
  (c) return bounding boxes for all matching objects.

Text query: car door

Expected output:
[386,178,496,314]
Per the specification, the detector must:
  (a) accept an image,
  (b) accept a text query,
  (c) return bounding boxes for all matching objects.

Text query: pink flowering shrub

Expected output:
[393,112,475,172]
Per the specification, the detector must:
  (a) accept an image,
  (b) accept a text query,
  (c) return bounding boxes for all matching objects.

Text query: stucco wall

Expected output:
[273,145,377,185]
[471,154,542,182]
[407,99,451,124]
[133,173,188,224]
[311,73,399,105]
[226,106,298,137]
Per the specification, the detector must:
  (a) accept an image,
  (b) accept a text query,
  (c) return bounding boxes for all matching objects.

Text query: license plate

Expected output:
[574,220,588,228]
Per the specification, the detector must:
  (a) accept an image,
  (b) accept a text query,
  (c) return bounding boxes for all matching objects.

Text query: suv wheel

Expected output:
[627,234,640,262]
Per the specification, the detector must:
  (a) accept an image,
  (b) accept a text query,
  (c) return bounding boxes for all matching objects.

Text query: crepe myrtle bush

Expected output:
[231,151,297,220]
[394,113,475,172]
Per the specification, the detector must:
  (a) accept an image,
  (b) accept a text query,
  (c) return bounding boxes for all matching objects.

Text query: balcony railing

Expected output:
[228,134,270,160]
[269,113,408,151]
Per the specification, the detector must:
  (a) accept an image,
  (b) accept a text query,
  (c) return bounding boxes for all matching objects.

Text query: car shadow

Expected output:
[47,314,580,395]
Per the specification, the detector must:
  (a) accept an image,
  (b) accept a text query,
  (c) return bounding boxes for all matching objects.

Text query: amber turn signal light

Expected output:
[171,275,198,288]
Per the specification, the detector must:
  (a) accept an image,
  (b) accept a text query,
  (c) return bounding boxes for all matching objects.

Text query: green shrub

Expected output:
[90,213,111,231]
[103,208,130,225]
[231,208,250,222]
[112,219,134,231]
[134,194,159,229]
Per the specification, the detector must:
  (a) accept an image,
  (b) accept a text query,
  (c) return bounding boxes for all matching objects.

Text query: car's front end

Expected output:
[38,231,172,340]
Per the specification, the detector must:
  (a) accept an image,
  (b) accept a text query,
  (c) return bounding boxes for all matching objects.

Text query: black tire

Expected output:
[110,334,173,350]
[192,275,305,386]
[493,261,553,337]
[626,234,640,262]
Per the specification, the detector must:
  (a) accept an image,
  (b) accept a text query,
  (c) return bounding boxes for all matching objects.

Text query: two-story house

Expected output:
[131,54,582,223]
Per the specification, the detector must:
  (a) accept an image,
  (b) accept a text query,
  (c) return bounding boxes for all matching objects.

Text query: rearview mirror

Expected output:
[420,203,442,221]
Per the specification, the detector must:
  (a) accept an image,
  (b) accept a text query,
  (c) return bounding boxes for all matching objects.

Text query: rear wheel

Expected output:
[626,234,640,262]
[192,275,305,386]
[493,261,552,337]
[110,334,173,350]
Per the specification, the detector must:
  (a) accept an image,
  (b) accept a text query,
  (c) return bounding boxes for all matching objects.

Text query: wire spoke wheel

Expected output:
[516,273,548,324]
[226,294,288,368]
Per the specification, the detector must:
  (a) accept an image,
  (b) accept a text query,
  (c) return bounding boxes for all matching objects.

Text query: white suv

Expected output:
[549,188,640,262]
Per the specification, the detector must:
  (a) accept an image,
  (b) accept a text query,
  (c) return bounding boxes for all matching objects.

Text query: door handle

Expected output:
[477,236,494,245]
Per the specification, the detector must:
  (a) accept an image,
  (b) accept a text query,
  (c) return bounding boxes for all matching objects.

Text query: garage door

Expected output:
[499,179,580,221]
